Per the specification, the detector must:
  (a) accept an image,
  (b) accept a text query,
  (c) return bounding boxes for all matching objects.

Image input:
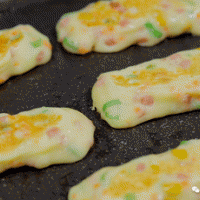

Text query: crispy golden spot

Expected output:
[0,30,24,58]
[183,24,192,32]
[112,68,174,87]
[112,54,200,87]
[78,47,90,54]
[78,1,120,27]
[43,40,52,50]
[0,79,5,84]
[0,35,10,54]
[10,31,24,45]
[72,194,77,199]
[106,168,159,196]
[0,113,62,153]
[105,144,199,198]
[112,75,140,87]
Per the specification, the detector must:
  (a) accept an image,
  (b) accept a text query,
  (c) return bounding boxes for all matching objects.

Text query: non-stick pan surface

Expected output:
[0,0,200,199]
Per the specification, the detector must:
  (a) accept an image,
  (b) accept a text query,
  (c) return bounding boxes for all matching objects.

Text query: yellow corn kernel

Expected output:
[79,12,94,20]
[151,165,160,174]
[86,21,102,26]
[94,2,106,10]
[123,0,159,9]
[143,177,153,187]
[0,35,10,53]
[155,10,166,27]
[163,183,183,196]
[172,149,188,160]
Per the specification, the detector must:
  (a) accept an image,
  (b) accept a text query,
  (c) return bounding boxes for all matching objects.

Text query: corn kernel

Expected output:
[155,10,166,27]
[151,165,160,174]
[79,12,94,20]
[163,183,183,196]
[172,149,188,160]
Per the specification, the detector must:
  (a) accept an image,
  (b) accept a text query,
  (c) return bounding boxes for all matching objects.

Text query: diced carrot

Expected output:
[14,61,20,67]
[78,47,89,54]
[94,183,101,189]
[72,194,77,199]
[43,40,52,50]
[181,181,188,188]
[172,149,188,160]
[12,31,18,36]
[0,79,5,84]
[105,38,117,46]
[134,107,141,113]
[119,36,125,41]
[193,80,199,86]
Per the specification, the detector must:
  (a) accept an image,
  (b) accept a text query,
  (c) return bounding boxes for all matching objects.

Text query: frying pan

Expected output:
[0,0,200,199]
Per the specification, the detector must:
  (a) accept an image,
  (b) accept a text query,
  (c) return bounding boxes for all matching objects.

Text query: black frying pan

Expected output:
[0,0,200,199]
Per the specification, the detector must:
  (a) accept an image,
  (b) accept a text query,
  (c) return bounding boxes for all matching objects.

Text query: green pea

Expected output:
[69,146,80,157]
[100,172,107,181]
[127,74,137,78]
[61,12,75,19]
[182,0,195,6]
[57,31,61,39]
[187,53,192,57]
[146,64,156,70]
[42,109,48,114]
[62,13,69,18]
[63,37,78,51]
[180,141,188,145]
[145,22,163,39]
[124,193,136,200]
[103,99,121,120]
[3,127,11,132]
[31,38,42,48]
[105,18,116,25]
